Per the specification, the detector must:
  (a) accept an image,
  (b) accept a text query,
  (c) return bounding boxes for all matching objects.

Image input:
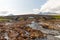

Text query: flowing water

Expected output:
[27,21,60,40]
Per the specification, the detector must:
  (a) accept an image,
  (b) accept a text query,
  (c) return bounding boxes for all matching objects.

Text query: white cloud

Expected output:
[13,12,34,15]
[0,0,17,16]
[0,8,17,16]
[33,9,40,14]
[40,0,60,13]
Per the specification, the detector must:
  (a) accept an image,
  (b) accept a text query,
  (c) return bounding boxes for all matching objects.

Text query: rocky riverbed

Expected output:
[0,20,60,40]
[27,21,60,40]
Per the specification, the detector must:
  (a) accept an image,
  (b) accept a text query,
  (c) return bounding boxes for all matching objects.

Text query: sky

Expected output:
[0,0,47,16]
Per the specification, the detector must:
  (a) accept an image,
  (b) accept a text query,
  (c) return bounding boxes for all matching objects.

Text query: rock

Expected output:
[8,30,18,38]
[29,29,46,39]
[24,26,32,32]
[17,37,26,40]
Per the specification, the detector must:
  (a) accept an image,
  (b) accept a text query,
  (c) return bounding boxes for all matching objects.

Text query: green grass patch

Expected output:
[0,18,10,22]
[52,15,60,19]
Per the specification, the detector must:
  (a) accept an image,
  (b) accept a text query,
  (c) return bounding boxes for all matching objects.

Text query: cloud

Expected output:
[40,0,60,13]
[33,9,40,14]
[13,12,34,15]
[0,0,17,16]
[0,8,17,16]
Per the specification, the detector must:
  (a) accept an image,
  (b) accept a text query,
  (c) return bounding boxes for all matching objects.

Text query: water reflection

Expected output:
[27,21,42,30]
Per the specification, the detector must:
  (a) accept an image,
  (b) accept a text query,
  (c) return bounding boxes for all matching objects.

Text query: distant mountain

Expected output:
[7,14,14,16]
[39,12,60,15]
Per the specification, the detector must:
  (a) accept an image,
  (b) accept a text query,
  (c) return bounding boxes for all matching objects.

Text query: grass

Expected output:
[0,17,10,22]
[52,15,60,19]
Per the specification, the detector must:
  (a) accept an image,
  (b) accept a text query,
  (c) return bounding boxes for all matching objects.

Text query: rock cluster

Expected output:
[40,22,60,30]
[0,21,46,40]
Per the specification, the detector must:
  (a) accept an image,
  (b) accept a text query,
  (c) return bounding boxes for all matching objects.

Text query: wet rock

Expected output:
[46,35,60,40]
[24,26,32,32]
[17,37,25,40]
[29,29,46,39]
[8,30,19,38]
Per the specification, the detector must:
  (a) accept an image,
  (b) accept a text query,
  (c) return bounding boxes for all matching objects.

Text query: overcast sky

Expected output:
[0,0,47,16]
